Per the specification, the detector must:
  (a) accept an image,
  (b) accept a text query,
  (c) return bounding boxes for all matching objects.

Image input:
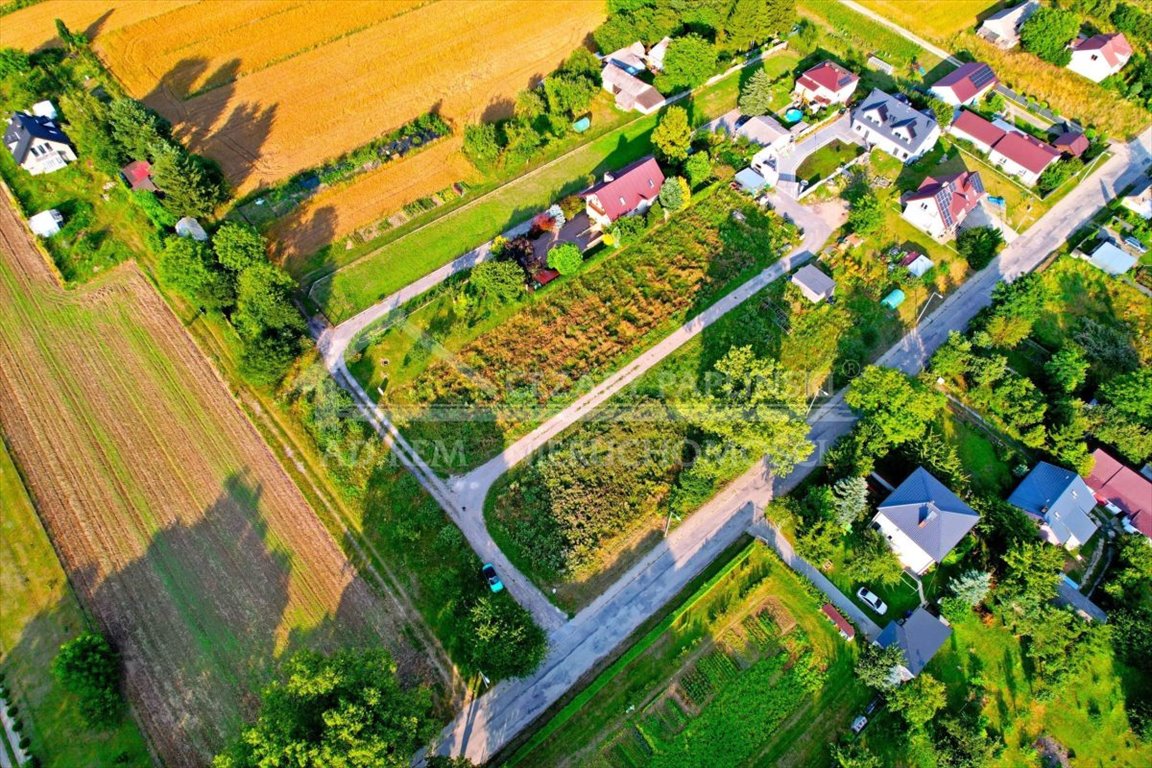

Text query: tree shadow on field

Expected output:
[272,204,337,286]
[141,57,277,195]
[83,9,115,43]
[481,96,516,124]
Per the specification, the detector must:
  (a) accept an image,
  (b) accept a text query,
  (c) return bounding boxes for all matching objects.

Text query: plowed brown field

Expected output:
[0,193,439,766]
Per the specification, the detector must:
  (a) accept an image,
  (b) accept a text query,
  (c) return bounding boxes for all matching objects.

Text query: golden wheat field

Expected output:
[0,0,195,50]
[67,0,603,196]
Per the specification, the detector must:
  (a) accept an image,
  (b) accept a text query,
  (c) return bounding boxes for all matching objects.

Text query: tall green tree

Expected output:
[855,642,904,691]
[831,475,869,531]
[651,105,693,164]
[547,242,583,275]
[684,151,712,188]
[213,649,435,768]
[738,67,776,115]
[107,98,167,162]
[849,528,906,586]
[1044,343,1088,394]
[678,346,813,478]
[846,190,883,235]
[52,632,123,727]
[470,261,524,303]
[1020,7,1081,65]
[158,236,234,310]
[998,541,1065,612]
[468,595,547,678]
[845,366,945,450]
[151,143,227,217]
[233,262,304,341]
[890,672,947,728]
[212,222,267,273]
[656,35,718,93]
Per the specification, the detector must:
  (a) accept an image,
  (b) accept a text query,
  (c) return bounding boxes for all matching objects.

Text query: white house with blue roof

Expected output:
[4,111,76,175]
[1007,462,1099,550]
[872,467,980,574]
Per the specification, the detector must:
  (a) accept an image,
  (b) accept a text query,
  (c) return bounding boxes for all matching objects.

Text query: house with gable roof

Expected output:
[582,156,665,231]
[901,171,986,239]
[601,64,665,114]
[872,467,981,574]
[978,0,1038,49]
[1008,462,1099,549]
[1086,448,1152,539]
[850,89,940,163]
[929,62,998,107]
[4,111,76,175]
[793,60,860,107]
[949,110,1060,186]
[1067,32,1133,83]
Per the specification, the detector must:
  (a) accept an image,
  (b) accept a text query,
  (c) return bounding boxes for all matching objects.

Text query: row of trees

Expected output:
[159,223,304,384]
[593,0,795,59]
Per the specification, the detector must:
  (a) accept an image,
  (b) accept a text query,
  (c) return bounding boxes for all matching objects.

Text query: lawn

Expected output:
[795,138,865,186]
[505,539,872,768]
[307,47,804,322]
[357,187,797,476]
[0,438,153,767]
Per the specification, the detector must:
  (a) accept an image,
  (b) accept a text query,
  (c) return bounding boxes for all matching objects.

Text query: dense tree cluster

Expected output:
[1020,7,1081,65]
[593,0,794,57]
[52,632,124,727]
[159,223,303,385]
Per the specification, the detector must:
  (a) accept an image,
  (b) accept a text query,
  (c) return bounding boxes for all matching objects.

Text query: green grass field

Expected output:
[308,48,803,323]
[796,139,865,186]
[506,539,871,768]
[0,439,152,768]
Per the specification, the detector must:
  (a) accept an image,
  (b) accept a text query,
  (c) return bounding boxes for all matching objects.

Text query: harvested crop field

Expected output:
[54,0,605,195]
[270,135,475,266]
[854,0,999,40]
[0,193,441,766]
[0,0,195,50]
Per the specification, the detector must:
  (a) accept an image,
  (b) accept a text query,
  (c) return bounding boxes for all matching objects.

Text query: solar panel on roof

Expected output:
[969,65,996,88]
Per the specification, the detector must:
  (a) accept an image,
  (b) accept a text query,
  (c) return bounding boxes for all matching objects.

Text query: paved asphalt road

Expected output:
[431,131,1151,763]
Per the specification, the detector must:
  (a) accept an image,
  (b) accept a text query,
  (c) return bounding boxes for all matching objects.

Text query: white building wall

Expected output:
[873,513,935,574]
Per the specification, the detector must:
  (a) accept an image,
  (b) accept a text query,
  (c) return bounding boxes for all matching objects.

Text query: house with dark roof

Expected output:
[1120,176,1151,220]
[850,89,940,163]
[900,171,985,239]
[583,156,665,231]
[4,111,76,175]
[872,467,981,574]
[978,0,1038,49]
[1086,448,1152,540]
[601,64,664,115]
[876,607,952,681]
[930,62,998,107]
[793,61,860,107]
[1008,462,1099,549]
[1052,128,1089,158]
[1068,32,1133,83]
[791,264,835,303]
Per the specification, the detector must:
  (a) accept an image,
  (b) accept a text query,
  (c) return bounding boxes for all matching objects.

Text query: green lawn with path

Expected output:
[310,49,803,323]
[795,139,865,186]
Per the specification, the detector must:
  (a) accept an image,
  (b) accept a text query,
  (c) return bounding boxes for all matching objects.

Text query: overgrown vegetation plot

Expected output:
[355,187,796,474]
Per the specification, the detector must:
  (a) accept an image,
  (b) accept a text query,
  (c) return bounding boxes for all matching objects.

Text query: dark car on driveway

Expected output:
[482,563,504,593]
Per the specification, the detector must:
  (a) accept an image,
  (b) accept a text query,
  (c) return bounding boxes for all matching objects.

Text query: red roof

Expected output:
[584,156,665,223]
[951,110,1005,148]
[1073,32,1133,69]
[1052,130,1089,157]
[532,268,560,287]
[821,603,856,639]
[932,62,998,103]
[1087,449,1151,538]
[121,160,155,191]
[797,61,859,96]
[992,131,1061,175]
[905,171,985,228]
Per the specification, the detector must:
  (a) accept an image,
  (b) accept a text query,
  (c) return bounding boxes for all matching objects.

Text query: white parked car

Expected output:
[856,587,888,615]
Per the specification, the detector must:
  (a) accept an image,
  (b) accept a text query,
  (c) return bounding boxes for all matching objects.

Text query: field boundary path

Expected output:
[838,0,956,63]
[431,129,1150,764]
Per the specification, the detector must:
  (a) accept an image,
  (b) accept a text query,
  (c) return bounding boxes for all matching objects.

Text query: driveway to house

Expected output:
[448,191,842,516]
[775,113,861,198]
[430,127,1151,765]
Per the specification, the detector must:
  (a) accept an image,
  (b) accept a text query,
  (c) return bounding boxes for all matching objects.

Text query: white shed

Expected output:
[175,216,209,242]
[28,209,63,237]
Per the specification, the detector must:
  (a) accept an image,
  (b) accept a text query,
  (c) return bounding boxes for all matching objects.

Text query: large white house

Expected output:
[873,467,980,574]
[4,111,76,175]
[901,171,986,239]
[977,0,1038,49]
[1067,32,1133,83]
[850,89,940,163]
[950,110,1061,187]
[793,61,859,107]
[929,62,997,107]
[1120,176,1151,220]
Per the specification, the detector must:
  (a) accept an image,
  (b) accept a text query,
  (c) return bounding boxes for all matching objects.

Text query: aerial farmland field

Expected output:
[3,0,606,197]
[0,196,443,766]
[854,0,1000,41]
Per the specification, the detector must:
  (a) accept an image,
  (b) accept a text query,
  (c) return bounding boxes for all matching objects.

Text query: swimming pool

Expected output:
[784,107,804,123]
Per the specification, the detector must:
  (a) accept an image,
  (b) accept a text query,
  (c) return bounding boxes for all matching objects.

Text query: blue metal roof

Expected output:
[1007,462,1098,547]
[877,607,952,677]
[877,467,980,563]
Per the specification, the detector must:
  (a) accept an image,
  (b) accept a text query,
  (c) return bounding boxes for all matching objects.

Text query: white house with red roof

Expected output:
[929,62,998,107]
[583,156,665,231]
[793,61,860,107]
[1067,32,1133,83]
[949,110,1060,187]
[901,171,986,239]
[1086,448,1151,539]
[989,131,1061,187]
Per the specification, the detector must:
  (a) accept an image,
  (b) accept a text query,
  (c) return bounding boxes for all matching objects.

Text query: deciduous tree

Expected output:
[468,595,547,677]
[890,672,946,728]
[845,366,945,450]
[470,261,525,303]
[855,642,904,691]
[1044,343,1088,394]
[684,151,712,188]
[652,105,693,164]
[52,633,122,727]
[158,236,234,311]
[656,35,718,93]
[1020,7,1081,65]
[547,242,584,275]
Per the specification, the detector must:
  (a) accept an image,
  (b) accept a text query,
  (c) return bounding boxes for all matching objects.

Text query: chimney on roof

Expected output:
[918,504,937,527]
[603,171,615,183]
